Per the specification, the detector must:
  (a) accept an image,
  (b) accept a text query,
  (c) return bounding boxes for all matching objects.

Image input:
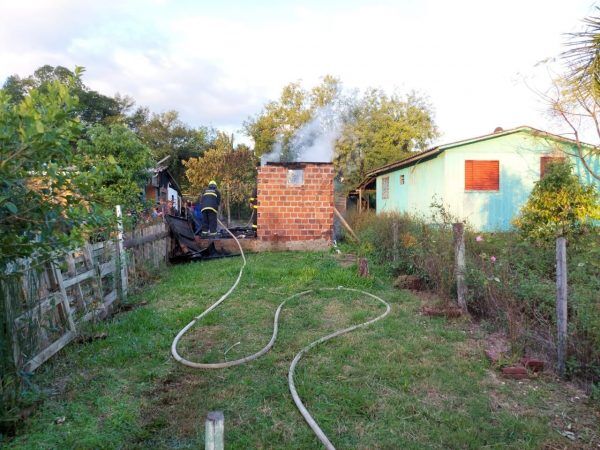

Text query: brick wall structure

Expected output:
[257,163,334,247]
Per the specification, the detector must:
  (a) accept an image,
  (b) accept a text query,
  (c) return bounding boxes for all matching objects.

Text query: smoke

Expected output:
[261,105,344,164]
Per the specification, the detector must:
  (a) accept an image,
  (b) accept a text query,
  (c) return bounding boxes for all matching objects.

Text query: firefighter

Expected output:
[249,188,258,235]
[200,180,221,237]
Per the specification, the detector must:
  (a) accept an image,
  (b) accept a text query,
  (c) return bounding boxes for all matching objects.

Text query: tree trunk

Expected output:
[556,236,568,378]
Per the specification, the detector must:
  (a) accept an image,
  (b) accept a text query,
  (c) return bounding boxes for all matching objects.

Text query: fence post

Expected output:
[452,223,467,312]
[556,236,568,377]
[392,219,399,262]
[205,411,224,450]
[115,205,128,301]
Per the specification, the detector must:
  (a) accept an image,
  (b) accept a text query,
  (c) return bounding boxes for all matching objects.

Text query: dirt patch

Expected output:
[414,290,464,319]
[177,325,226,359]
[484,370,600,448]
[134,370,211,444]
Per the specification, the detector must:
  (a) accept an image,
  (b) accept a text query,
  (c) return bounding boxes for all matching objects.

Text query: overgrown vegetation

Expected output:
[0,71,154,429]
[3,252,598,448]
[350,210,600,390]
[514,160,600,240]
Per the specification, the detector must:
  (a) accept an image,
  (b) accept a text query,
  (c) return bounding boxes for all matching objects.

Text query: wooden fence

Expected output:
[6,219,169,373]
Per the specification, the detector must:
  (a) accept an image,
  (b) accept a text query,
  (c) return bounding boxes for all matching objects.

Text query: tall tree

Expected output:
[245,76,437,189]
[539,9,600,181]
[335,89,438,188]
[132,109,214,188]
[244,75,344,160]
[563,8,600,97]
[2,65,128,124]
[184,132,257,224]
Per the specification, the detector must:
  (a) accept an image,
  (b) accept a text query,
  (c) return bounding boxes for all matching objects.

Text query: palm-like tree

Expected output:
[563,8,600,96]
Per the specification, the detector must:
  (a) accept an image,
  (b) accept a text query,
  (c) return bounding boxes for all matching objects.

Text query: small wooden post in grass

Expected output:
[205,411,224,450]
[358,258,369,277]
[392,219,399,263]
[556,236,568,378]
[452,223,467,312]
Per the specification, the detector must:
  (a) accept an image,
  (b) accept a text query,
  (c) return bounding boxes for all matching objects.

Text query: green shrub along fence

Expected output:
[0,219,169,434]
[350,211,600,386]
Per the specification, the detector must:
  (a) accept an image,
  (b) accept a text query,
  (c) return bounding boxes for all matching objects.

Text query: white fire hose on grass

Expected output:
[171,219,391,449]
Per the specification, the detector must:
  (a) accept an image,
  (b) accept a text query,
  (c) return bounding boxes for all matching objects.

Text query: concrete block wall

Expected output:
[257,163,334,243]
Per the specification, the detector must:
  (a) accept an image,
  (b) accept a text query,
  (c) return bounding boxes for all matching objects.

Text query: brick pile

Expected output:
[257,163,334,242]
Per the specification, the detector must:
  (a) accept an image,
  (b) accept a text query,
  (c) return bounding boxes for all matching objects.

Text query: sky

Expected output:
[1,0,597,147]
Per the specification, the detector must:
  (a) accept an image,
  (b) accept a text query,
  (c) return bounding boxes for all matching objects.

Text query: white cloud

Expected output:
[0,0,597,146]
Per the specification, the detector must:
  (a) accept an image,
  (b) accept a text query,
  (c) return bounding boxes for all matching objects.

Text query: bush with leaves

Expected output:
[0,72,153,428]
[349,204,600,384]
[514,160,600,240]
[184,132,257,223]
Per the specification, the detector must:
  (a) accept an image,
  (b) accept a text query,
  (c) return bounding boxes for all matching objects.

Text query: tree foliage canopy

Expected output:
[2,65,130,124]
[514,161,600,241]
[0,71,153,270]
[336,89,438,187]
[244,76,438,189]
[131,108,214,187]
[244,75,342,160]
[184,132,257,221]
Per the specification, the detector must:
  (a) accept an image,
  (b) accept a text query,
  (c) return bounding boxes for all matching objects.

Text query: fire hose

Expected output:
[171,219,391,449]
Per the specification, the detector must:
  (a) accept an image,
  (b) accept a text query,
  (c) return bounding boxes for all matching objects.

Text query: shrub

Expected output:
[348,210,600,385]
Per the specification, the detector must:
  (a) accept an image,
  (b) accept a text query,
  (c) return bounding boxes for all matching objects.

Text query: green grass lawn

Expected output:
[4,251,599,449]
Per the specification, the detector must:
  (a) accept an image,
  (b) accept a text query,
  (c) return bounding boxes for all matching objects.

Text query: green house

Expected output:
[359,126,600,231]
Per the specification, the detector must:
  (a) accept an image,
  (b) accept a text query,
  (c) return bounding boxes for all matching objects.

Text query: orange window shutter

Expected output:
[540,156,565,178]
[465,160,499,190]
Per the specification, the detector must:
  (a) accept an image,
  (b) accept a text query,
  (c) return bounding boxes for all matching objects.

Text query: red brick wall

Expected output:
[257,163,334,242]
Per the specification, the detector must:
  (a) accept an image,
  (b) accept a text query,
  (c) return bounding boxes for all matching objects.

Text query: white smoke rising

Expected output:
[261,105,344,164]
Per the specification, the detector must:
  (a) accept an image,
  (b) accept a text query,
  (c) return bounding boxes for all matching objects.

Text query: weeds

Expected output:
[349,211,600,386]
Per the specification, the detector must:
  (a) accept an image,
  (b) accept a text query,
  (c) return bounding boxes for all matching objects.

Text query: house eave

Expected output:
[355,125,597,190]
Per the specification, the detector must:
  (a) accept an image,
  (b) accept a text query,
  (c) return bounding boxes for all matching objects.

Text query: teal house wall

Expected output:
[372,127,600,231]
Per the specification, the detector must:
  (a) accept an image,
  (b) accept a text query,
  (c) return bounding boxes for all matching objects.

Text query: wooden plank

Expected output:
[99,260,116,277]
[91,241,105,251]
[23,330,76,372]
[116,205,128,300]
[62,269,96,288]
[556,236,568,377]
[123,231,168,249]
[453,223,468,312]
[205,411,224,450]
[52,263,77,333]
[14,293,63,327]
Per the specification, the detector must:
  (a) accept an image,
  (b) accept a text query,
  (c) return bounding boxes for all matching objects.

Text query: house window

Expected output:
[540,156,565,178]
[287,169,304,185]
[399,174,405,185]
[382,176,390,199]
[465,160,499,191]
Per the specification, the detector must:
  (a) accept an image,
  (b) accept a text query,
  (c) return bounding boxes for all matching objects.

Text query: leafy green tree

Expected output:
[335,89,438,188]
[2,65,128,124]
[563,7,600,97]
[133,109,214,188]
[514,161,600,240]
[184,132,257,224]
[75,124,154,214]
[244,75,343,160]
[0,74,89,268]
[245,76,437,189]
